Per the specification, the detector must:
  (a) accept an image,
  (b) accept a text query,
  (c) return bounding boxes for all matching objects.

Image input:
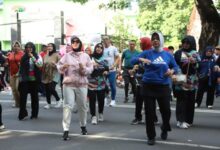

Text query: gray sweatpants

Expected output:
[62,86,88,131]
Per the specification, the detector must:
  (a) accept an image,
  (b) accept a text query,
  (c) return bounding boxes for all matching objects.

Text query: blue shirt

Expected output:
[131,49,179,85]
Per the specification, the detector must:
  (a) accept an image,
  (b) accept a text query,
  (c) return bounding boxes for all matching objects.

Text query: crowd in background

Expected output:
[0,33,220,145]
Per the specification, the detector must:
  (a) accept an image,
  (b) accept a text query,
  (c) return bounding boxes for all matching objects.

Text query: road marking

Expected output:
[0,129,219,149]
[1,100,220,114]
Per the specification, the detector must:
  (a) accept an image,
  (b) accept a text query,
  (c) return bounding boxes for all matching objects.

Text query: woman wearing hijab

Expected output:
[18,42,43,120]
[174,36,200,129]
[57,36,93,140]
[195,46,216,109]
[7,41,24,108]
[42,43,62,109]
[131,32,179,145]
[88,43,109,125]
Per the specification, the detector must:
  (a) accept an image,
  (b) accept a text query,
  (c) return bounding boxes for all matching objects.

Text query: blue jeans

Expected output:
[107,71,116,100]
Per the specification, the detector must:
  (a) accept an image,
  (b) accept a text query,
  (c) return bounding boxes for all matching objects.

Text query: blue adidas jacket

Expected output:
[131,49,179,85]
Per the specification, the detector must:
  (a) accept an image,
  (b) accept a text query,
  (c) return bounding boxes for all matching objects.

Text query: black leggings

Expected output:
[44,81,60,104]
[18,81,39,119]
[88,89,105,117]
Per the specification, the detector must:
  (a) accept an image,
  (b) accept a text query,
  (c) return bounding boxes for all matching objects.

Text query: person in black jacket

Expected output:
[195,46,216,109]
[0,103,5,130]
[0,42,6,91]
[18,42,43,120]
[174,36,200,129]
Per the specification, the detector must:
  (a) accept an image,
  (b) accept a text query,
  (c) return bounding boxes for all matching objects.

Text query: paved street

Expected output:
[0,88,220,150]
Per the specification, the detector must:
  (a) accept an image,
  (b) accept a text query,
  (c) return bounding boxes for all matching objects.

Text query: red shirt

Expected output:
[8,50,24,76]
[40,51,47,59]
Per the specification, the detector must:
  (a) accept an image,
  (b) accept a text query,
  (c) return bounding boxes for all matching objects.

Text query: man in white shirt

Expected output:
[103,36,120,106]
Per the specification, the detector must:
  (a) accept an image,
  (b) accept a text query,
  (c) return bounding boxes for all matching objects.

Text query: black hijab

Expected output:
[71,36,82,52]
[20,42,41,82]
[92,43,104,59]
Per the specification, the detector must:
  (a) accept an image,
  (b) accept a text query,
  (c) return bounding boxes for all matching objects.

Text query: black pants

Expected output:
[38,82,46,96]
[88,89,105,117]
[135,85,144,120]
[176,90,196,124]
[142,84,171,140]
[123,69,136,98]
[44,81,60,104]
[144,96,171,139]
[196,79,215,107]
[0,104,3,125]
[18,81,39,119]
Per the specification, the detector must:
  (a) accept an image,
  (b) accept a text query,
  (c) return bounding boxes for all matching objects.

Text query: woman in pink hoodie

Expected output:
[57,36,93,140]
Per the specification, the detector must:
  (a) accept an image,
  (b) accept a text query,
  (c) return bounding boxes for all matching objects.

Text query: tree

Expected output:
[108,14,138,52]
[195,0,220,51]
[66,0,88,4]
[137,0,194,48]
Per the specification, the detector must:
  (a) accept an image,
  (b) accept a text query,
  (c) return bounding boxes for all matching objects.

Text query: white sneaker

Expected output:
[185,122,192,127]
[176,121,181,127]
[54,100,62,108]
[179,122,188,129]
[109,100,116,107]
[44,104,51,109]
[0,125,5,130]
[91,116,97,125]
[195,103,198,108]
[98,113,104,122]
[208,105,213,109]
[104,98,109,106]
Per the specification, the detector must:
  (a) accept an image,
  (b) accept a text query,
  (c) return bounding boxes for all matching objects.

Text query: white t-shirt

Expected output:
[103,45,119,71]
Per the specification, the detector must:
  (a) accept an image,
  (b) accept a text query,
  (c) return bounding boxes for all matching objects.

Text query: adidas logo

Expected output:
[152,56,166,64]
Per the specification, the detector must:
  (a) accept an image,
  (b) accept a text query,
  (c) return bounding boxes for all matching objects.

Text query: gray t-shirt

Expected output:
[103,45,119,71]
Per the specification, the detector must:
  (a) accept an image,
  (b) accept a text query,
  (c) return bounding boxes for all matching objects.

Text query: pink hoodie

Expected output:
[57,51,93,87]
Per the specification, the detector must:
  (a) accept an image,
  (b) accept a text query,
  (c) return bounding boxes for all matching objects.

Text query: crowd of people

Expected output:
[0,32,220,145]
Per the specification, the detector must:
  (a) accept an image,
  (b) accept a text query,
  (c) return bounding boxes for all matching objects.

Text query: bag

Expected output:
[173,58,190,84]
[173,74,187,84]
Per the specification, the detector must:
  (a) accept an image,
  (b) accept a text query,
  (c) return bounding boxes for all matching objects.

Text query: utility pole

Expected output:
[16,12,21,43]
[61,11,64,45]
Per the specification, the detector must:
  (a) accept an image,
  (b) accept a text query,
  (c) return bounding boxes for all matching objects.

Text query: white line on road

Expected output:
[1,100,220,114]
[0,129,219,149]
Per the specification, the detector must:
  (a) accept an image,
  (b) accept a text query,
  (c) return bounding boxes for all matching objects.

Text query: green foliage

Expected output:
[99,0,130,10]
[66,0,88,4]
[216,0,220,9]
[108,14,138,52]
[137,0,194,48]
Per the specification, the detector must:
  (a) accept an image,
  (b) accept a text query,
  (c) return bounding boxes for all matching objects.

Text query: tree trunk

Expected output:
[195,0,220,52]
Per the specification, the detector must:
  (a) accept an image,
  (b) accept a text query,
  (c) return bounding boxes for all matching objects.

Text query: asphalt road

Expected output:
[0,88,220,150]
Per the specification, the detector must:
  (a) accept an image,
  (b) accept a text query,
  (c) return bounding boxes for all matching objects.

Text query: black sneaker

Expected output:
[62,131,70,141]
[131,119,142,125]
[147,138,155,145]
[81,126,87,135]
[161,130,168,140]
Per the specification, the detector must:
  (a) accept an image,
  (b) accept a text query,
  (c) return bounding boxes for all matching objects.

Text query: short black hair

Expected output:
[129,40,136,43]
[168,46,174,50]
